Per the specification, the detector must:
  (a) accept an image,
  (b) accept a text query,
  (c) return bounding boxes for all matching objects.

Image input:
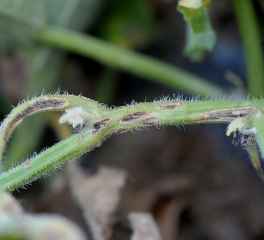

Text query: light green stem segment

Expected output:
[254,111,264,160]
[231,0,264,97]
[37,27,224,97]
[246,146,264,181]
[0,94,262,191]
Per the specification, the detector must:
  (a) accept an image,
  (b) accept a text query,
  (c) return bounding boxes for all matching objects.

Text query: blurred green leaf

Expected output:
[178,0,216,61]
[2,0,103,168]
[46,0,103,30]
[0,0,45,51]
[0,0,103,51]
[96,0,154,49]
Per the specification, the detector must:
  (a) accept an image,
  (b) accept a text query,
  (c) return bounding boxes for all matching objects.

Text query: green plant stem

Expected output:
[246,146,264,181]
[254,111,264,159]
[0,94,104,164]
[37,27,224,97]
[231,0,264,97]
[0,94,261,191]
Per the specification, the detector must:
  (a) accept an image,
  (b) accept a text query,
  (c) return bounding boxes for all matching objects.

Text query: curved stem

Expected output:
[0,94,104,163]
[0,95,261,191]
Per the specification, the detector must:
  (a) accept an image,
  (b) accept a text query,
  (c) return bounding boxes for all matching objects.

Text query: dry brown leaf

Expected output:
[67,162,127,240]
[128,212,162,240]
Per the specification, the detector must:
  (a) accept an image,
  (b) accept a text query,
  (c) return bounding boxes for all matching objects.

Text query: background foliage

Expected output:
[1,0,264,239]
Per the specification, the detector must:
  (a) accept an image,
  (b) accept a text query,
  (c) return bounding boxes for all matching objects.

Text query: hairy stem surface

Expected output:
[0,94,261,191]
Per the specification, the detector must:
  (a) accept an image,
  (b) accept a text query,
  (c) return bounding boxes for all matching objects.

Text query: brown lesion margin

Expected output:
[91,118,112,135]
[139,117,161,127]
[2,97,69,148]
[197,107,254,123]
[119,112,151,124]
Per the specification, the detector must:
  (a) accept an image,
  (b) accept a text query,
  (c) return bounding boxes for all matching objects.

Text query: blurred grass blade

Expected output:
[38,27,224,97]
[178,0,216,61]
[231,0,264,97]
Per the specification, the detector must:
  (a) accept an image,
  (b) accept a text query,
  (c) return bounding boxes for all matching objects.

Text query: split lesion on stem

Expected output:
[0,96,69,163]
[197,107,254,123]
